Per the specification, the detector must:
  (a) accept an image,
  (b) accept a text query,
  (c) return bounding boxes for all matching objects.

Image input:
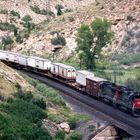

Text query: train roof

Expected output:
[0,50,28,57]
[28,56,50,61]
[52,63,76,69]
[87,76,107,82]
[77,70,94,75]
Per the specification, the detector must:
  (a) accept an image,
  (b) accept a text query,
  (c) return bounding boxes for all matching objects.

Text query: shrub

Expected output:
[2,36,13,46]
[51,34,66,46]
[0,99,51,140]
[15,91,33,102]
[36,83,47,93]
[28,79,38,87]
[30,6,55,17]
[32,98,47,109]
[88,125,96,131]
[55,131,65,140]
[0,9,8,14]
[16,34,23,43]
[0,23,17,31]
[15,83,22,91]
[55,4,63,16]
[22,15,32,22]
[67,117,77,129]
[69,132,82,140]
[127,15,133,21]
[65,9,73,13]
[10,10,20,18]
[22,22,35,29]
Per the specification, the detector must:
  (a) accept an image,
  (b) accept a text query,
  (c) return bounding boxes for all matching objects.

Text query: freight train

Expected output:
[0,50,140,116]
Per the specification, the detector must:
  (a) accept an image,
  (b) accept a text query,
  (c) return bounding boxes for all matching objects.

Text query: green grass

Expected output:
[20,74,91,123]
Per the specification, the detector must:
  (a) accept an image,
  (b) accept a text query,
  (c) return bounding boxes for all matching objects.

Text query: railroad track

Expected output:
[20,70,140,139]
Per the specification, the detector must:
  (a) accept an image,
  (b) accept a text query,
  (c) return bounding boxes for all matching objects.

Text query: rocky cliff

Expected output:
[0,0,140,59]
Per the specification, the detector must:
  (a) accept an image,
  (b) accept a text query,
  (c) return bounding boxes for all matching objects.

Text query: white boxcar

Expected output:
[0,50,19,63]
[51,63,76,80]
[76,70,94,86]
[18,54,28,66]
[0,50,6,60]
[27,56,51,70]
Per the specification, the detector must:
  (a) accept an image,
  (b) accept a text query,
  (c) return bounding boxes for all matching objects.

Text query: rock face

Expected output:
[1,0,140,58]
[42,120,70,134]
[0,62,33,100]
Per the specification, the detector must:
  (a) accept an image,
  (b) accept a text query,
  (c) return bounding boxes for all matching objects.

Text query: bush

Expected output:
[2,36,13,46]
[16,34,23,43]
[0,9,8,14]
[10,10,20,18]
[0,23,17,31]
[28,79,38,87]
[30,6,55,17]
[55,4,63,16]
[15,83,22,91]
[65,9,73,13]
[32,98,47,109]
[22,15,32,22]
[0,99,51,140]
[51,34,66,46]
[15,91,33,102]
[69,132,82,140]
[67,117,77,129]
[55,131,65,140]
[127,15,133,21]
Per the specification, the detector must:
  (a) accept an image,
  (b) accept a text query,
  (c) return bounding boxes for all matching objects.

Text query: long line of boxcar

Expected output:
[0,50,140,116]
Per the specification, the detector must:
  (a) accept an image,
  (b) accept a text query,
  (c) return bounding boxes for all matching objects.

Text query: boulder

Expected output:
[58,122,70,133]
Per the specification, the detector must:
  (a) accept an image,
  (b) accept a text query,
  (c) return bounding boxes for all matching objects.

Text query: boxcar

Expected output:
[27,56,51,70]
[86,77,107,97]
[18,54,28,66]
[51,63,76,80]
[76,70,94,86]
[0,51,19,63]
[0,50,6,60]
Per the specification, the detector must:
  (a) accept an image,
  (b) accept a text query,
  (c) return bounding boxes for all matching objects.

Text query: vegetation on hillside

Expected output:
[0,93,52,140]
[76,18,114,70]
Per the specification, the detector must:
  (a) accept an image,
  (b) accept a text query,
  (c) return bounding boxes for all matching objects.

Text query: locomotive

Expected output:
[0,50,140,116]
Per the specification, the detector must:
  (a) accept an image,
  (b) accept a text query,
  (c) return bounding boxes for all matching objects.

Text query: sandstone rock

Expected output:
[58,122,70,133]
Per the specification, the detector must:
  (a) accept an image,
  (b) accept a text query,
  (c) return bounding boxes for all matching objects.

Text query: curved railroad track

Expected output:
[20,70,140,139]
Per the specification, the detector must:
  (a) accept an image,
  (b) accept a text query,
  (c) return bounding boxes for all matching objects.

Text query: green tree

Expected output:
[76,18,113,69]
[22,15,32,22]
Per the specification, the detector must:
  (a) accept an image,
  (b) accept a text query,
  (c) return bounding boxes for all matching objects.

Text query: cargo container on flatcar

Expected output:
[51,63,76,80]
[76,70,94,86]
[27,56,51,70]
[86,77,107,97]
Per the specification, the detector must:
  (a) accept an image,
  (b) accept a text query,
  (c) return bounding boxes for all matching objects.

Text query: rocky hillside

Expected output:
[0,0,140,59]
[0,62,33,101]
